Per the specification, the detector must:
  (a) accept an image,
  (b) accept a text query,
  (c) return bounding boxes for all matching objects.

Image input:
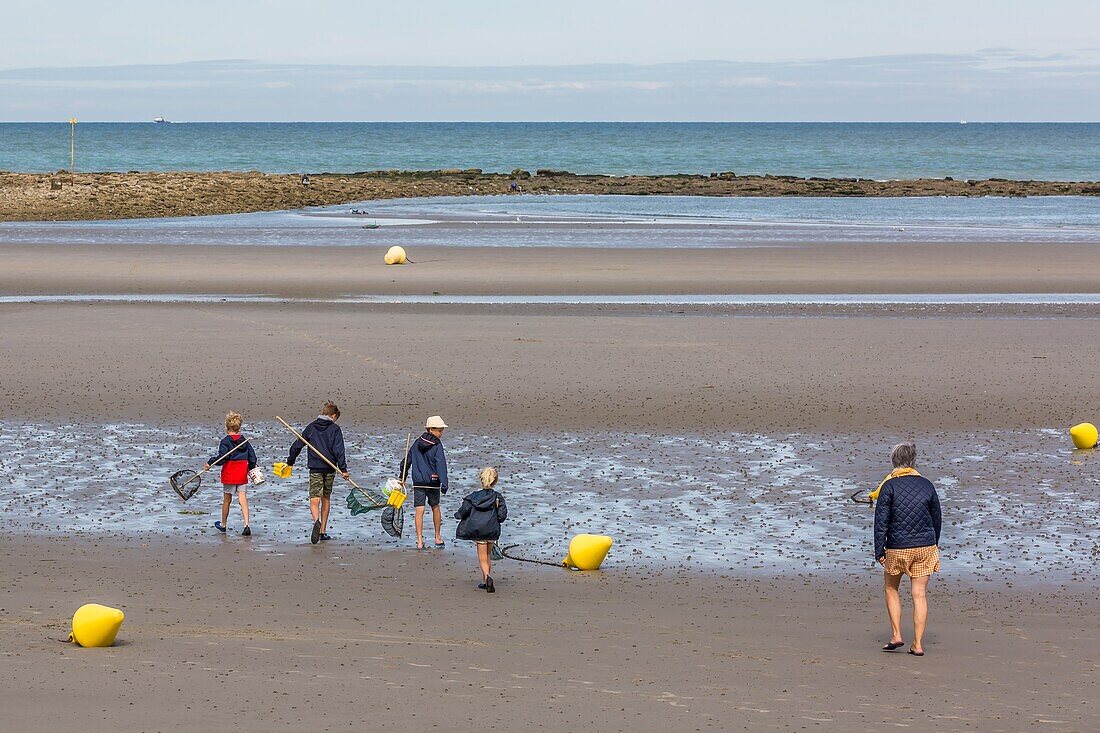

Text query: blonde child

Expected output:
[454,467,508,593]
[206,411,257,536]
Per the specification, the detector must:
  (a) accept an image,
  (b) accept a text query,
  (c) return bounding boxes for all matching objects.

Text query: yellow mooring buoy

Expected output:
[384,246,407,265]
[562,534,613,570]
[69,603,124,647]
[1070,422,1098,450]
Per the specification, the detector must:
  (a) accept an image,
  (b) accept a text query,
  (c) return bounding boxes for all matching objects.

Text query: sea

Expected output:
[3,121,1100,247]
[2,121,1100,180]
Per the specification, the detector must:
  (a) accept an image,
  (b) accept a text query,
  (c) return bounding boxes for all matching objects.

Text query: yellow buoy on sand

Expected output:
[384,245,407,265]
[1070,422,1098,450]
[272,462,293,478]
[562,534,613,570]
[69,603,124,647]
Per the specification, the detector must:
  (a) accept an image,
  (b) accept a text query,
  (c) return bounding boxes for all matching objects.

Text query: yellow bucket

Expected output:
[1070,422,1098,450]
[272,462,293,479]
[69,603,124,647]
[387,486,407,508]
[562,534,613,571]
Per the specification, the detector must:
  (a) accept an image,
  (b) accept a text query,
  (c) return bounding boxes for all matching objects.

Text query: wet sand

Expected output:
[3,232,1100,730]
[3,170,1099,222]
[3,421,1096,580]
[3,535,1097,731]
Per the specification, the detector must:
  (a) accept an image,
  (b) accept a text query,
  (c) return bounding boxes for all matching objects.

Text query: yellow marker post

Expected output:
[69,118,77,185]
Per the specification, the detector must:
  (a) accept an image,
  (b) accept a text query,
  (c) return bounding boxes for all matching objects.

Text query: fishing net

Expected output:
[381,506,404,537]
[346,485,389,516]
[169,470,201,501]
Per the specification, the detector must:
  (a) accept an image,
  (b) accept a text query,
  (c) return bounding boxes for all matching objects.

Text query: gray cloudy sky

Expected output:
[3,1,1099,120]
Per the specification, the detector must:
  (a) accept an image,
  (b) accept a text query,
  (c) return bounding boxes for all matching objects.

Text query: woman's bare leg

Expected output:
[911,575,929,653]
[883,571,903,644]
[477,543,491,581]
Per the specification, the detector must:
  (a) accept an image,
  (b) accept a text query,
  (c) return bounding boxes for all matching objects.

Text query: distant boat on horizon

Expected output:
[153,116,171,124]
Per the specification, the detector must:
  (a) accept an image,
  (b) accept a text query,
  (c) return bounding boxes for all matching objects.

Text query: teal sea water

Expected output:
[2,122,1099,179]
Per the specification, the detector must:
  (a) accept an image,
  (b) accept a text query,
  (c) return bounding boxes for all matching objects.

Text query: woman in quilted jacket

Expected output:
[873,442,942,657]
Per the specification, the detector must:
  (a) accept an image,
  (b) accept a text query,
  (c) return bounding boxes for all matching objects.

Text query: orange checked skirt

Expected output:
[883,545,941,577]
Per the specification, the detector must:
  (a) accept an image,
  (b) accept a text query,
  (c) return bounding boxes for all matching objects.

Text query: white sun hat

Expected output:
[425,415,448,429]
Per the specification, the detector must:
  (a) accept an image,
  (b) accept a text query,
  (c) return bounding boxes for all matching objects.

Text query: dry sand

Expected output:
[3,536,1097,732]
[4,241,1100,297]
[3,170,1099,222]
[1,301,1099,432]
[1,241,1099,432]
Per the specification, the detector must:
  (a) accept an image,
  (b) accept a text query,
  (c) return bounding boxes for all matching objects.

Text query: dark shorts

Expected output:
[413,487,441,508]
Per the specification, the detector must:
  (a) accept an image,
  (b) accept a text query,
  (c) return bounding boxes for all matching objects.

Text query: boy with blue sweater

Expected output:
[285,402,349,544]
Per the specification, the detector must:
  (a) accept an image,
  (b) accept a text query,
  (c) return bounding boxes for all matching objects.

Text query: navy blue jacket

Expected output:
[209,434,257,470]
[209,434,257,485]
[873,474,942,559]
[454,489,508,541]
[400,432,448,493]
[286,417,347,473]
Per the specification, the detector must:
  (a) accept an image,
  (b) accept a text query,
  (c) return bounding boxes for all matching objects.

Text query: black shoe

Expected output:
[319,533,331,541]
[310,520,321,544]
[477,582,487,589]
[242,526,251,537]
[485,576,495,593]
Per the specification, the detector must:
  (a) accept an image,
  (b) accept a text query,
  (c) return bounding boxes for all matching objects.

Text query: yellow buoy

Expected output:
[272,462,293,478]
[384,246,407,265]
[562,534,613,571]
[1070,422,1098,450]
[69,603,124,647]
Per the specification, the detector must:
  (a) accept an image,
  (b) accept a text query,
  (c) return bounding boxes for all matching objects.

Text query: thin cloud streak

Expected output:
[2,50,1098,121]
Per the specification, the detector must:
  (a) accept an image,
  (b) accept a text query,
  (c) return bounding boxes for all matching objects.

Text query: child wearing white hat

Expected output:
[399,416,450,549]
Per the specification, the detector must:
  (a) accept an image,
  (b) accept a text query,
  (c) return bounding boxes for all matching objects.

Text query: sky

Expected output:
[2,1,1099,121]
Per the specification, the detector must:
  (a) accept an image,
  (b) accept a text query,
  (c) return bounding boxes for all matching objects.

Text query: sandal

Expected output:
[882,641,905,652]
[908,648,924,657]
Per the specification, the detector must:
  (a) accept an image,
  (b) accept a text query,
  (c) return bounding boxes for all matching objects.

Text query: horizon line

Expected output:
[4,120,1100,125]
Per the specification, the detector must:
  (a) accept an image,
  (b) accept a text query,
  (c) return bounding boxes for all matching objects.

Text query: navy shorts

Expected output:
[413,487,441,508]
